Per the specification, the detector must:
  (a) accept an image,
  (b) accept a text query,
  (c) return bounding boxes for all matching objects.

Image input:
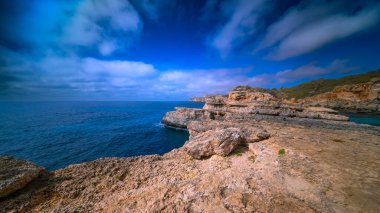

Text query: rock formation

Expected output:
[162,87,349,132]
[184,127,243,159]
[190,97,206,102]
[0,156,46,198]
[302,78,380,112]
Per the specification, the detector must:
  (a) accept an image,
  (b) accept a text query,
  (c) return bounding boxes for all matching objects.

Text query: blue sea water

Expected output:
[344,112,380,126]
[0,101,204,171]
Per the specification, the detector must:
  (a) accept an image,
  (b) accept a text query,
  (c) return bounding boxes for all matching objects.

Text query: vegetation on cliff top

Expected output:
[233,69,380,100]
[281,69,380,99]
[232,86,279,97]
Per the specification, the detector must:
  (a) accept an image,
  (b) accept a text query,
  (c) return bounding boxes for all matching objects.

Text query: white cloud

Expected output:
[255,0,341,52]
[62,0,142,55]
[259,1,380,60]
[251,59,359,85]
[98,41,117,56]
[0,48,362,101]
[82,58,157,78]
[156,67,259,97]
[210,0,269,58]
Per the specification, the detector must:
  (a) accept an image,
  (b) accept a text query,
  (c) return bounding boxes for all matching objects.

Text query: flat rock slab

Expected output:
[0,156,45,198]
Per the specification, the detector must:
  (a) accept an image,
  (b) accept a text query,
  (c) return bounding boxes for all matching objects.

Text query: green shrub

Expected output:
[234,151,242,156]
[278,148,285,156]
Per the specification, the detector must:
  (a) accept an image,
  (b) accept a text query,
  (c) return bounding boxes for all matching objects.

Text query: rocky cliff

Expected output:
[162,87,349,129]
[302,77,380,112]
[192,70,380,112]
[2,88,380,212]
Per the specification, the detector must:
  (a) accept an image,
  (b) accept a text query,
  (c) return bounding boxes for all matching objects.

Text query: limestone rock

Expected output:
[190,97,206,102]
[0,156,45,198]
[162,87,350,129]
[161,107,224,128]
[228,91,277,103]
[184,128,243,159]
[303,78,380,112]
[188,120,270,143]
[304,106,337,113]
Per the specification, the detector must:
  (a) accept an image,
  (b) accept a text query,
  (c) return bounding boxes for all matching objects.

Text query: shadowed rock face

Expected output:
[0,156,46,198]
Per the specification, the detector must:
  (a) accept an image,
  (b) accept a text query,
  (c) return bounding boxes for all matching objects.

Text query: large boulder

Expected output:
[188,121,270,143]
[0,156,46,198]
[184,128,243,159]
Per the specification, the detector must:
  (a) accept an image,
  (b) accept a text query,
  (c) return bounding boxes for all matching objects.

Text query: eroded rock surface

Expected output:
[302,78,380,112]
[161,107,225,128]
[190,97,206,102]
[188,121,270,143]
[184,128,243,159]
[163,87,349,131]
[0,156,46,198]
[1,121,380,212]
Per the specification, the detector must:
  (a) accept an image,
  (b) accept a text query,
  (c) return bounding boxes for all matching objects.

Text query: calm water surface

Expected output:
[0,101,203,170]
[345,112,380,126]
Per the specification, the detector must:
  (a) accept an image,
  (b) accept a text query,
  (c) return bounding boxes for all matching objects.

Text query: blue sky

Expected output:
[0,0,380,100]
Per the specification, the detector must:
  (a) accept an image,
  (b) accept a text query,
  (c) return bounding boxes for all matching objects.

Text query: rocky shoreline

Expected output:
[1,88,380,212]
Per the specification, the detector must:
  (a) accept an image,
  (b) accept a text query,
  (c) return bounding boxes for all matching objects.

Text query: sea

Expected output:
[0,101,203,170]
[0,101,378,171]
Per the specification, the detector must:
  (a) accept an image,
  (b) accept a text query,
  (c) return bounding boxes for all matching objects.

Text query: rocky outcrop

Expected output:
[162,88,349,130]
[161,107,225,128]
[190,97,206,102]
[188,121,270,143]
[302,78,380,112]
[0,156,46,198]
[184,128,243,159]
[184,123,271,159]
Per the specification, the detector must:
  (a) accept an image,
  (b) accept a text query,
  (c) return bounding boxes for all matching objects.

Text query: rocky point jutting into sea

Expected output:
[1,86,380,212]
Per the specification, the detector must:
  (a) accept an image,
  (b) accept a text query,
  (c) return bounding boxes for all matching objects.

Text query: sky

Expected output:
[0,0,380,101]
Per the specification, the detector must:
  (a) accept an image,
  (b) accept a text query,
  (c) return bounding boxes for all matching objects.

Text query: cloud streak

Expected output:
[268,3,380,60]
[207,0,380,60]
[209,0,269,58]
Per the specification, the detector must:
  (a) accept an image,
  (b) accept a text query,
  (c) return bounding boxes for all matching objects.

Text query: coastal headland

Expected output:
[1,85,380,212]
